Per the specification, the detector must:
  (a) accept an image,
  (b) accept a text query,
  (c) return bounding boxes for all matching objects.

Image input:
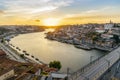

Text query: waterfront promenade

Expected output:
[68,46,120,80]
[0,42,26,62]
[0,41,46,64]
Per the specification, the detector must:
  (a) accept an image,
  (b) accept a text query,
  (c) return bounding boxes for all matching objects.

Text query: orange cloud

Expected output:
[60,15,120,25]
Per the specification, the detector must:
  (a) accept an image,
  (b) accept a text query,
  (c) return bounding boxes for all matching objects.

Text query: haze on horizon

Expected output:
[0,0,120,26]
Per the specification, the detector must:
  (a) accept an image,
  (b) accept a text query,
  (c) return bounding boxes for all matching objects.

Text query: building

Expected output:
[101,34,113,39]
[0,49,6,57]
[95,27,105,33]
[0,67,14,80]
[104,20,114,30]
[51,73,67,80]
[0,51,15,80]
[0,50,19,80]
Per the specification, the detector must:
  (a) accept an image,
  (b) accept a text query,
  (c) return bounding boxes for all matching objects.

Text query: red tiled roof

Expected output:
[0,57,20,76]
[44,68,58,72]
[0,50,6,56]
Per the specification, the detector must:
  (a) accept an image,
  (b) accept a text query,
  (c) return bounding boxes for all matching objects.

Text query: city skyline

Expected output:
[0,0,120,26]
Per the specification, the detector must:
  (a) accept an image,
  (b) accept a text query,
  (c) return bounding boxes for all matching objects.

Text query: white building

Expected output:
[104,20,114,30]
[101,34,113,39]
[0,69,14,80]
[95,28,105,33]
[51,73,67,80]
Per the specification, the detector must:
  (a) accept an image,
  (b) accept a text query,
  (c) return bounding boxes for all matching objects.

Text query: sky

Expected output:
[0,0,120,25]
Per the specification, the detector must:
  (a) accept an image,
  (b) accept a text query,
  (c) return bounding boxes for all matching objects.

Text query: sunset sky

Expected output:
[0,0,120,26]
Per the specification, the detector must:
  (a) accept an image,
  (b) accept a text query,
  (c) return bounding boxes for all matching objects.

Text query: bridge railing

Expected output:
[68,46,120,80]
[68,53,106,80]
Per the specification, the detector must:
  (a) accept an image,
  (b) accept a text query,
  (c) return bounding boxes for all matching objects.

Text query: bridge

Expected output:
[68,47,120,80]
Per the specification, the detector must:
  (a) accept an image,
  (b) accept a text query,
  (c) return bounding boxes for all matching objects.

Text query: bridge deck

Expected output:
[68,47,120,80]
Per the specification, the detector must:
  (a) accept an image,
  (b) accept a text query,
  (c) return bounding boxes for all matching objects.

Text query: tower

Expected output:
[110,20,113,24]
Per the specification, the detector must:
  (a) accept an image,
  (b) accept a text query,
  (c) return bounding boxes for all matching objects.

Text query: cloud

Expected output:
[3,0,73,15]
[62,6,116,19]
[84,6,115,13]
[64,15,120,20]
[0,10,4,14]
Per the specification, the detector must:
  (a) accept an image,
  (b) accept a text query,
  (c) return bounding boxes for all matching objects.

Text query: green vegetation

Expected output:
[92,36,99,42]
[113,35,120,44]
[114,24,120,28]
[41,71,48,75]
[1,38,4,43]
[86,32,100,43]
[86,32,98,38]
[49,60,62,70]
[33,76,38,80]
[20,54,25,58]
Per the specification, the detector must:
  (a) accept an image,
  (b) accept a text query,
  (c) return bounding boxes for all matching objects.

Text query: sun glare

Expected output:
[43,18,60,26]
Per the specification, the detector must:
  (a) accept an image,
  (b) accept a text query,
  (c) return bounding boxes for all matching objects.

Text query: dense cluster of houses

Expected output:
[0,49,67,80]
[46,21,120,51]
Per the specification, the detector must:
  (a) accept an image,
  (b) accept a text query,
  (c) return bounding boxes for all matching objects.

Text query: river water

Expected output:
[10,29,106,73]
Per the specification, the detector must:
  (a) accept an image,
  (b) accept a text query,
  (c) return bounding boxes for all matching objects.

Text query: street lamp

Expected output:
[116,60,120,73]
[104,58,110,69]
[90,56,94,64]
[67,67,70,79]
[117,51,120,59]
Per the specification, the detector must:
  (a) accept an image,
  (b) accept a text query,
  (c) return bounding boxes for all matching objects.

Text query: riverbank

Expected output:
[5,35,47,65]
[46,35,116,52]
[10,29,106,73]
[0,26,47,65]
[46,25,120,52]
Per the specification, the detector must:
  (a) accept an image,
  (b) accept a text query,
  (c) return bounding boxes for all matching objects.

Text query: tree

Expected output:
[92,36,99,44]
[1,38,5,43]
[113,35,120,44]
[20,54,25,58]
[49,61,62,70]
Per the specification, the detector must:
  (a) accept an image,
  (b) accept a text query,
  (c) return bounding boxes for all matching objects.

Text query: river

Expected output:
[10,29,106,73]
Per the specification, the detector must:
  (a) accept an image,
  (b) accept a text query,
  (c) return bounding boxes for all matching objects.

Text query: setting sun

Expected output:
[43,18,60,26]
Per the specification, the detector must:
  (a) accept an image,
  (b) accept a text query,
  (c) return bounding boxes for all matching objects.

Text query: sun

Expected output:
[43,18,60,26]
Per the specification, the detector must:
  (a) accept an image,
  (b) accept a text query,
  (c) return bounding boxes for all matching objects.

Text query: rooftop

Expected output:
[51,73,67,79]
[0,49,6,56]
[0,57,21,76]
